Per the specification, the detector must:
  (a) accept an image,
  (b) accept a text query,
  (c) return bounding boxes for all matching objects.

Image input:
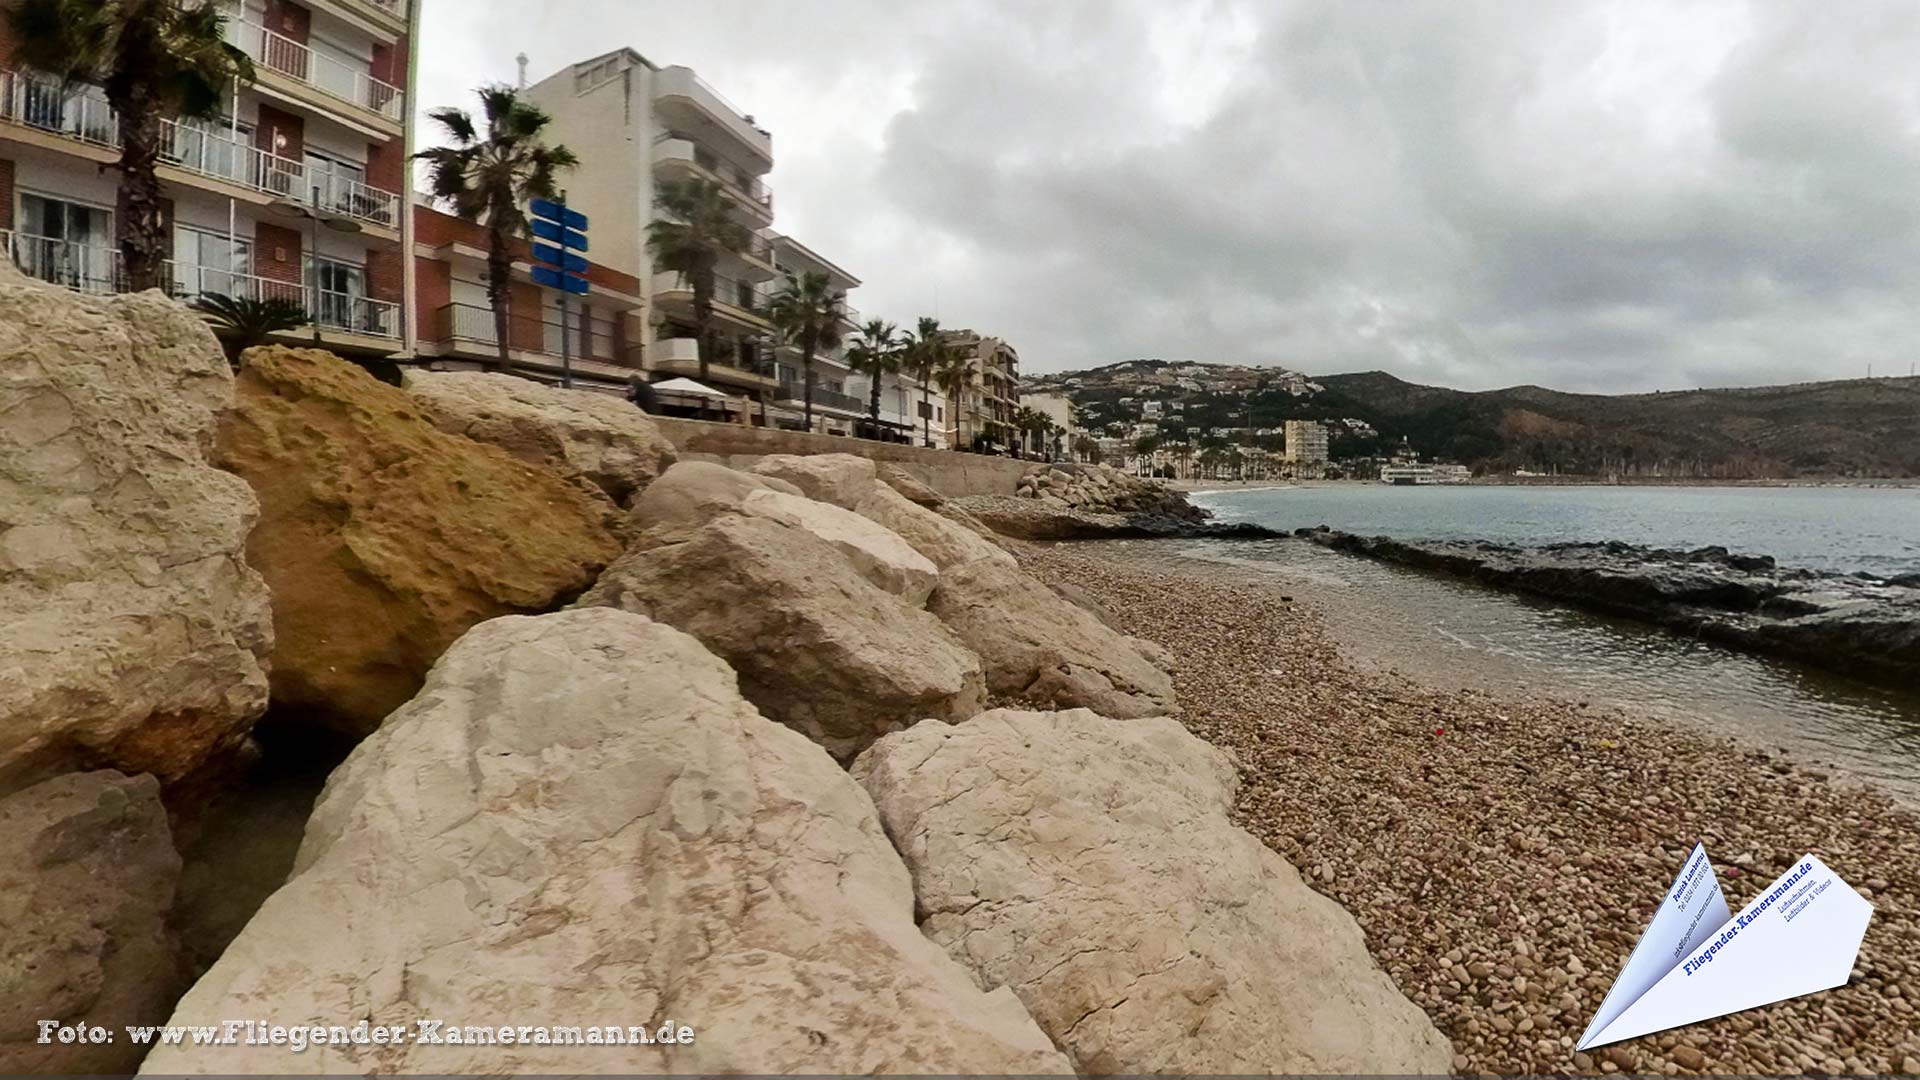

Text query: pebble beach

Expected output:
[1021,541,1920,1077]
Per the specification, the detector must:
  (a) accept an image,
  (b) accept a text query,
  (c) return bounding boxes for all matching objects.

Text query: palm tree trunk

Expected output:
[486,230,513,374]
[109,83,167,293]
[920,384,931,448]
[802,343,816,431]
[692,269,715,383]
[867,370,883,440]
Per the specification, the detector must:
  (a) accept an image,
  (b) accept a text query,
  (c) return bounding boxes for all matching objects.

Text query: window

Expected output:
[165,118,253,184]
[307,255,366,330]
[16,194,113,292]
[173,226,254,299]
[305,150,368,215]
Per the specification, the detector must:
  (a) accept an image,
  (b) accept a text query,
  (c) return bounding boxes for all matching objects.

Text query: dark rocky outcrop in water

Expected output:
[1298,528,1920,688]
[953,494,1284,541]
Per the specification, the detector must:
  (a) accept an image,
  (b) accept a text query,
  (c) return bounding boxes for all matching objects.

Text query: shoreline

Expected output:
[1019,540,1920,1076]
[1171,477,1920,492]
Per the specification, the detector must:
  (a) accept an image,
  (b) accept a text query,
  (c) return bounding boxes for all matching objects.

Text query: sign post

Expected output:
[529,195,590,388]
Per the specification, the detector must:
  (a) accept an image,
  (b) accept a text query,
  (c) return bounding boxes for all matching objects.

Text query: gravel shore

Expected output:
[1020,540,1920,1077]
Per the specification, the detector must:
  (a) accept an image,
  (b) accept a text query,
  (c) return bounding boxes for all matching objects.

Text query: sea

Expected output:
[1183,483,1920,802]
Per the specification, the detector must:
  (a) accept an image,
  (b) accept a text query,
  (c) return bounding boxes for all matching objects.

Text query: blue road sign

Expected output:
[530,265,566,290]
[531,242,589,274]
[529,197,588,231]
[530,218,589,252]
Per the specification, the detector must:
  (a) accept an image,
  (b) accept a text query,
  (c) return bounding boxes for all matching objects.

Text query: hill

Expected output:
[1031,362,1920,477]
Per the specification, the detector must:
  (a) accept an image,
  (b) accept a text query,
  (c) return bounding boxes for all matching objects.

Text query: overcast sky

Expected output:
[415,1,1920,393]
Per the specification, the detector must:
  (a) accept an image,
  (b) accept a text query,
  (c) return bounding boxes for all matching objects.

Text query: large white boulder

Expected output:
[627,460,802,540]
[140,609,1070,1076]
[402,369,677,506]
[750,452,878,509]
[855,481,1017,572]
[0,266,271,791]
[576,514,984,759]
[854,708,1454,1076]
[741,488,937,603]
[927,557,1176,718]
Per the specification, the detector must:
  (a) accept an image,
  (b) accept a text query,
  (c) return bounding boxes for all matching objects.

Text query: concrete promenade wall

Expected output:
[651,417,1031,498]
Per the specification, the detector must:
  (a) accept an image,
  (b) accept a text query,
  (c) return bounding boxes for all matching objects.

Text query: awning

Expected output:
[652,376,733,399]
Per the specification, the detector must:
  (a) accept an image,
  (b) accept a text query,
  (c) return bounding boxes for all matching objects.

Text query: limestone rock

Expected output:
[216,346,621,734]
[928,558,1176,718]
[0,266,271,790]
[402,369,676,506]
[627,460,803,540]
[577,514,984,759]
[854,708,1454,1076]
[751,452,878,509]
[879,463,945,506]
[855,481,1017,572]
[0,771,181,1075]
[740,489,937,603]
[1128,634,1178,674]
[141,610,1069,1075]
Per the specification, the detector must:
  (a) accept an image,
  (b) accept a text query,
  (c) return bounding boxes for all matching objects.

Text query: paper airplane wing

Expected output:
[1577,843,1732,1050]
[1581,854,1872,1049]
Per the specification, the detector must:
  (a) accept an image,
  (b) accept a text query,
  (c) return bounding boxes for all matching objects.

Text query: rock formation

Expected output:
[928,557,1176,718]
[751,452,878,509]
[1016,460,1202,517]
[141,610,1070,1075]
[0,771,182,1075]
[402,370,676,506]
[877,463,944,506]
[215,346,621,734]
[627,459,803,540]
[954,492,1280,541]
[854,708,1455,1076]
[739,488,938,603]
[0,266,271,790]
[855,481,1018,571]
[577,514,984,759]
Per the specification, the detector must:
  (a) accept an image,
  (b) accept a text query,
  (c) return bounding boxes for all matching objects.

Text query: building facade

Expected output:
[942,329,1019,450]
[1284,419,1329,464]
[0,0,419,359]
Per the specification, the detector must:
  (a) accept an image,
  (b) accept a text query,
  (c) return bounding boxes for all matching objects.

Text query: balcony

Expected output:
[648,335,779,391]
[779,383,866,414]
[651,66,771,164]
[225,14,405,124]
[1,229,400,340]
[429,302,624,364]
[651,134,774,223]
[0,69,401,230]
[651,271,772,329]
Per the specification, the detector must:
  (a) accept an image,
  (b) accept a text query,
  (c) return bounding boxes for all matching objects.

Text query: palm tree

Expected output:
[416,85,577,373]
[7,0,253,292]
[646,176,750,382]
[903,316,946,448]
[1013,406,1047,457]
[934,351,977,451]
[193,292,306,365]
[846,318,901,439]
[767,271,845,431]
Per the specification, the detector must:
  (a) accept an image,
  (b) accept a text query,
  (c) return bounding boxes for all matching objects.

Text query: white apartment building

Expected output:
[1284,419,1330,465]
[0,0,419,358]
[523,48,936,431]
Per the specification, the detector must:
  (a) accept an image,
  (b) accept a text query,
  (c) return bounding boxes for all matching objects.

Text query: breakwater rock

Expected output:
[954,493,1283,541]
[1300,528,1920,686]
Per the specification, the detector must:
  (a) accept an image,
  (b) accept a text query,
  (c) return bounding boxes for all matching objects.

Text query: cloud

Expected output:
[415,0,1920,391]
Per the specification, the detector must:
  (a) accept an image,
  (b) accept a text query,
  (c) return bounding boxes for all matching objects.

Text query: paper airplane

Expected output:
[1577,844,1873,1049]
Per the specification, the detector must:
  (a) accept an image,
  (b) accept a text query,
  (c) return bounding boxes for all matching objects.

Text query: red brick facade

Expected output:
[0,158,14,231]
[414,255,451,339]
[263,0,311,44]
[255,104,305,163]
[254,221,303,286]
[365,137,404,195]
[370,33,408,88]
[365,245,401,303]
[508,281,544,351]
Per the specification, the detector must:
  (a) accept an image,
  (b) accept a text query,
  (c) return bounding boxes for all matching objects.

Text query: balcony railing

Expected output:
[652,271,771,318]
[224,14,405,122]
[652,132,773,213]
[1,229,400,339]
[780,384,865,413]
[0,68,400,229]
[431,302,620,362]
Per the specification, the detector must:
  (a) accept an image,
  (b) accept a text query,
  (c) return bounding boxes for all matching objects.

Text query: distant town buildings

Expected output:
[1284,420,1330,465]
[942,329,1020,449]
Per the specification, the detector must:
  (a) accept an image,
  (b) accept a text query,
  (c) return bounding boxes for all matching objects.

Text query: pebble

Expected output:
[1022,543,1920,1077]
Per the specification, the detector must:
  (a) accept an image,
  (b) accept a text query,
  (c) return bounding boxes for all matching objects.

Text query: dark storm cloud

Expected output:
[417,1,1920,391]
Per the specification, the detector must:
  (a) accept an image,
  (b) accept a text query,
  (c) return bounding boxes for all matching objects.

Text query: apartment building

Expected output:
[767,232,861,434]
[1284,419,1330,464]
[520,50,781,403]
[0,0,419,357]
[411,201,645,392]
[942,329,1020,450]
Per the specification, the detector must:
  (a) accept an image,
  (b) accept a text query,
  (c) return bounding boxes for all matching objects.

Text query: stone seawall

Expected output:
[650,416,1032,498]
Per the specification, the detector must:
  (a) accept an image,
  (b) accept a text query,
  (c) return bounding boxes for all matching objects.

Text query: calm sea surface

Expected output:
[1191,483,1920,577]
[1183,485,1920,802]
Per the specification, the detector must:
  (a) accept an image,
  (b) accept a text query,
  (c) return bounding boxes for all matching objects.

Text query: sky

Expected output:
[414,0,1920,393]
